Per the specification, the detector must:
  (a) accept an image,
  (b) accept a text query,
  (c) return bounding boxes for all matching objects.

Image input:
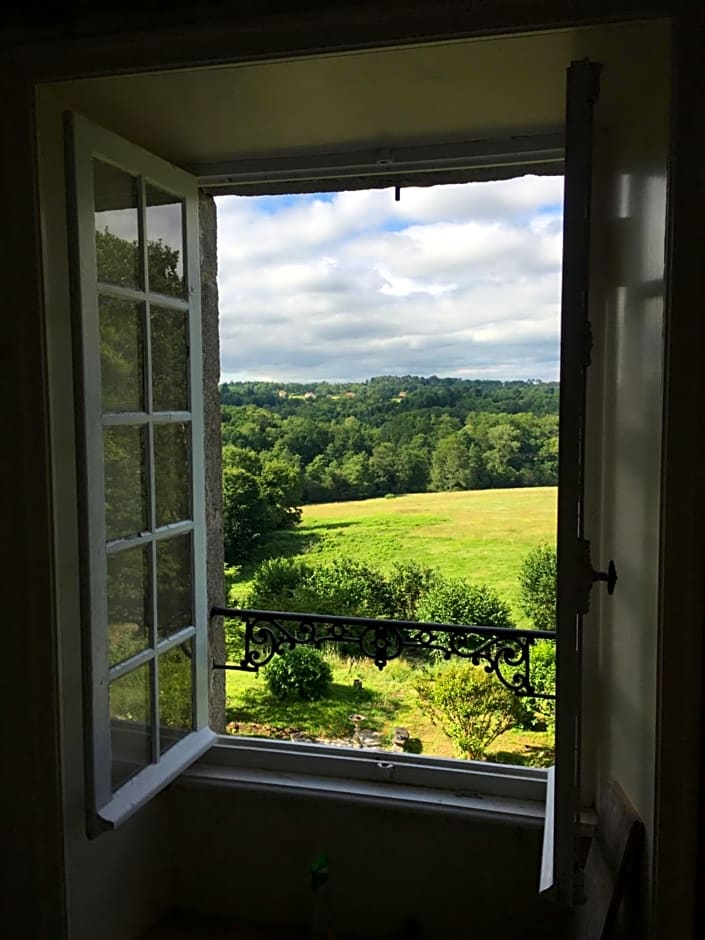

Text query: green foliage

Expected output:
[247,556,391,625]
[222,446,302,565]
[247,556,442,624]
[415,661,523,759]
[221,378,559,508]
[528,639,556,731]
[95,228,184,295]
[417,578,515,629]
[227,651,554,766]
[384,562,440,620]
[518,543,557,631]
[263,646,333,701]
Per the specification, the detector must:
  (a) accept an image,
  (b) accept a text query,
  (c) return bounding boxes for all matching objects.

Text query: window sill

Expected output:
[175,734,549,827]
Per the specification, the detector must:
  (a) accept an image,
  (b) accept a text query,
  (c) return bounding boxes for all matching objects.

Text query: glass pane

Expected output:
[94,160,141,289]
[158,641,194,754]
[107,546,150,667]
[154,423,191,527]
[157,535,193,640]
[110,664,152,792]
[151,306,189,411]
[99,295,145,413]
[146,184,185,297]
[104,426,147,541]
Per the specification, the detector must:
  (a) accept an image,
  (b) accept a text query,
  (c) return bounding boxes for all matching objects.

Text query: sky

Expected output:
[215,175,564,384]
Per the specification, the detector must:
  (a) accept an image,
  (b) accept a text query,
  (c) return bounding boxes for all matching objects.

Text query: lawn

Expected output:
[231,486,557,625]
[225,486,557,767]
[225,653,554,766]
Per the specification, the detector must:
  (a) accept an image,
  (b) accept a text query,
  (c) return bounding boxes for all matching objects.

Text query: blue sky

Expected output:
[215,176,564,383]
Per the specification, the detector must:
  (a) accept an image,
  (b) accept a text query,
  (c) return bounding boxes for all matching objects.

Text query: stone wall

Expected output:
[200,192,226,731]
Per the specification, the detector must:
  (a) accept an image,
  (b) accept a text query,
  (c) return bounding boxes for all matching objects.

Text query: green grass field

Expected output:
[226,651,554,764]
[226,487,557,765]
[231,486,557,625]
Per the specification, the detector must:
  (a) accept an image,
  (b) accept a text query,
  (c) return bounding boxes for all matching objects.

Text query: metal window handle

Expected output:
[592,559,618,595]
[577,539,617,613]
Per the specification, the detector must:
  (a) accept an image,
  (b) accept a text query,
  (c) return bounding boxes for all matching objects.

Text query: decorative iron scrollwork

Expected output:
[211,607,555,700]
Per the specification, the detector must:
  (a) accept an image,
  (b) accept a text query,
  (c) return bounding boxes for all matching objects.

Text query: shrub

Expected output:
[518,544,556,632]
[263,646,333,701]
[514,637,556,731]
[384,561,440,620]
[527,638,556,731]
[417,578,515,629]
[248,556,315,611]
[307,559,392,618]
[415,661,523,759]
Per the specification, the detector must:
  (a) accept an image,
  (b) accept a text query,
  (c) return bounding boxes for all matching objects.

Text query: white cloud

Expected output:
[216,176,563,382]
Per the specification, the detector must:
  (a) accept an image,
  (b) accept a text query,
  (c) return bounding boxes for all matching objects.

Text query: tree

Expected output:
[221,447,302,564]
[430,433,473,491]
[518,544,557,632]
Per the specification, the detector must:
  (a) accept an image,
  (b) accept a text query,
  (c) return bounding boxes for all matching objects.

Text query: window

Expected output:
[66,114,215,830]
[65,58,599,905]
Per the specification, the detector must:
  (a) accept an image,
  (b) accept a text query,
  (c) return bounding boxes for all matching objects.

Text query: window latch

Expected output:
[576,537,617,614]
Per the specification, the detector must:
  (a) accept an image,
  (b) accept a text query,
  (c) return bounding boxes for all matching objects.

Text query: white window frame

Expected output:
[62,63,598,869]
[65,113,216,832]
[192,143,569,813]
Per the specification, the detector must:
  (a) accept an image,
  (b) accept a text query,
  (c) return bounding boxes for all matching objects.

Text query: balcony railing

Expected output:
[211,606,556,699]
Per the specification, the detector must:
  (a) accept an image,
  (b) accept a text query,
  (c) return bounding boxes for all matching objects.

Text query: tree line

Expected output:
[221,377,559,564]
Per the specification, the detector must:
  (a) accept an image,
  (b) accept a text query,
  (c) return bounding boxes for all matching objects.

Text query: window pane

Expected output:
[151,306,189,411]
[94,160,141,289]
[146,184,185,297]
[154,423,191,527]
[107,545,150,667]
[157,535,193,640]
[104,426,147,541]
[158,641,194,754]
[99,295,145,413]
[110,664,152,792]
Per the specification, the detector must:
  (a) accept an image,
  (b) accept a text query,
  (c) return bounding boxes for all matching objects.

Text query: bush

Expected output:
[415,660,523,759]
[248,556,315,611]
[263,646,333,701]
[527,638,556,731]
[518,544,556,631]
[383,561,440,620]
[248,556,391,620]
[417,578,515,628]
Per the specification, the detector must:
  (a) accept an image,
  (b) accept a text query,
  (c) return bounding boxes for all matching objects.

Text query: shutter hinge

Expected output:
[576,538,617,614]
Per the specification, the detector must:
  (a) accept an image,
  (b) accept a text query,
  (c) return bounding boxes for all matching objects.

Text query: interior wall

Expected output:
[576,19,670,932]
[32,14,672,940]
[167,784,566,939]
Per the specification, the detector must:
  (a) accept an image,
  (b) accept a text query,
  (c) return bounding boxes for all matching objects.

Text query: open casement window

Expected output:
[541,59,603,905]
[65,113,216,832]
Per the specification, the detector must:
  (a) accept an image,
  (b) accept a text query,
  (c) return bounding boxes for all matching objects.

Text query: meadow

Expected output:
[230,486,557,625]
[226,486,557,764]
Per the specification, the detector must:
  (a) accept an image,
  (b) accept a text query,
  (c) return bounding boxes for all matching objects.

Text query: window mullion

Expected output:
[140,173,161,765]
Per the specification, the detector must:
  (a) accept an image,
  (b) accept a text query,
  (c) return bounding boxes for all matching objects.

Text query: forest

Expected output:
[220,376,559,564]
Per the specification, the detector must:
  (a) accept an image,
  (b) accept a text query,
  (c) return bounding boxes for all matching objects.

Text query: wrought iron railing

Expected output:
[210,606,556,699]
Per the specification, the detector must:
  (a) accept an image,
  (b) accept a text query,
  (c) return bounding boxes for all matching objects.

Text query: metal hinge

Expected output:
[576,537,617,615]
